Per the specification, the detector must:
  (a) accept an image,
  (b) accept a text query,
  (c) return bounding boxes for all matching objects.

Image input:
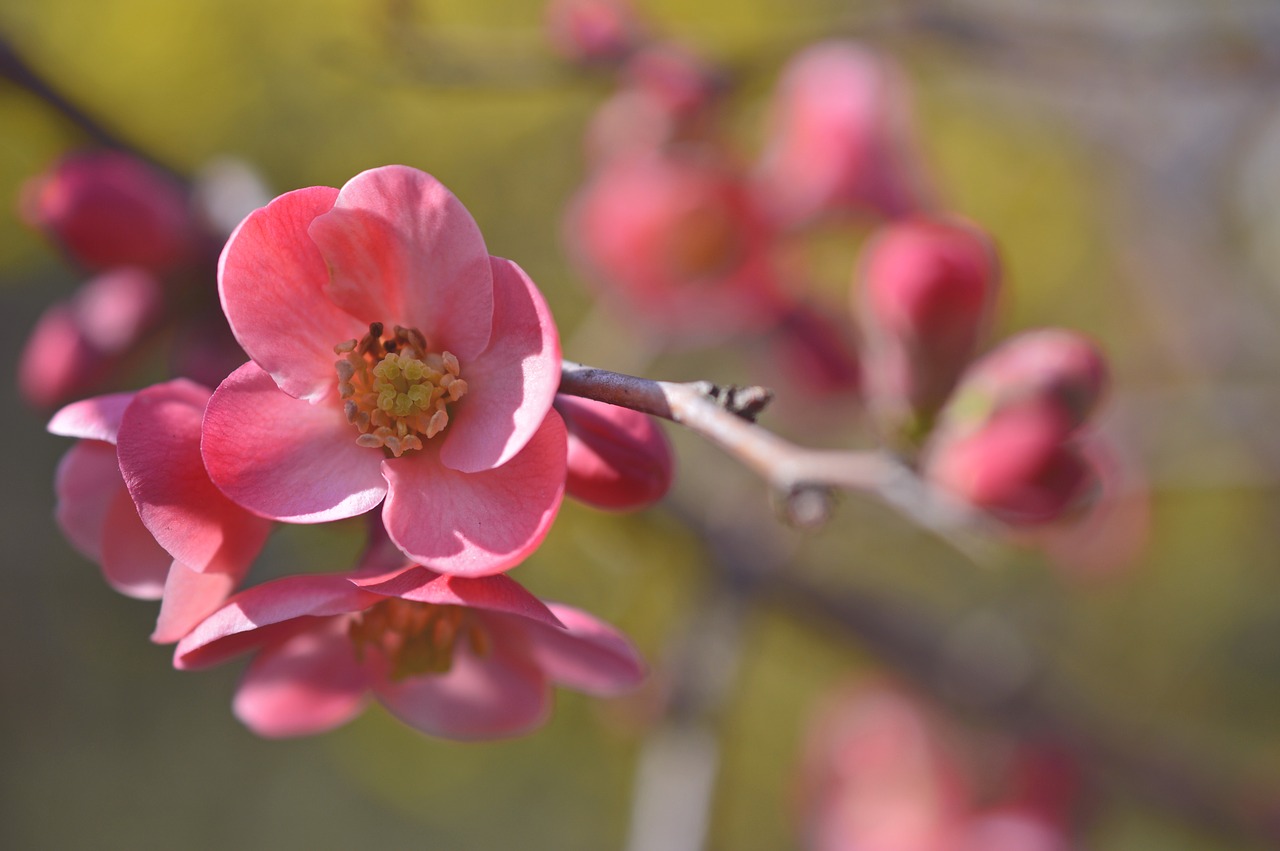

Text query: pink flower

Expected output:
[203,166,565,577]
[856,216,1001,439]
[48,380,273,642]
[554,394,673,511]
[20,149,202,274]
[174,564,646,739]
[18,267,165,409]
[756,41,931,227]
[566,150,786,343]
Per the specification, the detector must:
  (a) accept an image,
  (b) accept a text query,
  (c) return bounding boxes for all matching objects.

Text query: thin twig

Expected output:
[559,360,992,545]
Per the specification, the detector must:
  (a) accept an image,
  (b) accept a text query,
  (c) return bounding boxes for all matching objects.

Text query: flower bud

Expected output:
[554,394,673,511]
[941,329,1108,440]
[757,301,862,403]
[925,405,1097,525]
[20,149,200,274]
[18,267,165,409]
[856,216,1000,439]
[756,40,930,227]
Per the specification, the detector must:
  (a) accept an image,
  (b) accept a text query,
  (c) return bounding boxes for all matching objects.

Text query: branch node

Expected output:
[697,382,775,422]
[777,485,835,529]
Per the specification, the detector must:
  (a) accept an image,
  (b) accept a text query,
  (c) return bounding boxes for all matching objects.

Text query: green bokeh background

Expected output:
[4,2,1280,849]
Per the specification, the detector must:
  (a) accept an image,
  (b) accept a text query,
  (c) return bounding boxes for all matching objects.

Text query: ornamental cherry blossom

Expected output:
[48,380,272,642]
[203,165,565,577]
[175,563,646,740]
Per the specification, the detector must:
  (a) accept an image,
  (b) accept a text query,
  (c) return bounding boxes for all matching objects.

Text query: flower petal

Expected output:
[118,379,273,573]
[233,618,370,738]
[53,440,123,563]
[372,639,550,740]
[47,391,134,443]
[100,485,172,600]
[355,565,564,629]
[517,603,647,696]
[175,573,381,670]
[440,256,561,472]
[308,165,494,360]
[151,561,245,644]
[381,410,567,576]
[218,184,364,402]
[203,361,387,523]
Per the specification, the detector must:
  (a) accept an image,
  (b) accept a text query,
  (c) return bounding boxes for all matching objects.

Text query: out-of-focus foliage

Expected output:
[5,1,1280,850]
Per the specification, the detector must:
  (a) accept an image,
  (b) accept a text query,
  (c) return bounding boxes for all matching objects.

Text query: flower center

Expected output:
[348,599,490,680]
[334,322,468,457]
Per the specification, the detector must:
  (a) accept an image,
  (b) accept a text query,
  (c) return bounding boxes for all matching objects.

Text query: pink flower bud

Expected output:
[925,405,1097,525]
[756,40,931,227]
[942,329,1109,438]
[566,150,786,342]
[545,0,643,66]
[555,394,673,511]
[18,267,165,409]
[20,149,200,274]
[856,216,1000,435]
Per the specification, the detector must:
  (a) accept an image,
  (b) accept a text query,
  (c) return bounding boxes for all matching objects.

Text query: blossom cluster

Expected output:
[553,1,1137,550]
[39,163,664,739]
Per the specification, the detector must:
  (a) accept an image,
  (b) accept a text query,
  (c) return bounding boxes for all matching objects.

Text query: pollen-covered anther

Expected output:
[348,599,491,680]
[334,322,467,457]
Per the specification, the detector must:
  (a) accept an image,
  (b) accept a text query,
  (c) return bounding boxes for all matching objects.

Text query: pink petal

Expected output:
[233,618,370,738]
[218,184,364,402]
[372,639,550,740]
[151,561,245,644]
[439,256,561,472]
[202,362,387,523]
[117,379,273,573]
[355,565,564,629]
[47,391,134,443]
[381,410,567,576]
[308,166,494,361]
[53,440,124,562]
[100,486,172,600]
[175,573,381,670]
[517,603,646,696]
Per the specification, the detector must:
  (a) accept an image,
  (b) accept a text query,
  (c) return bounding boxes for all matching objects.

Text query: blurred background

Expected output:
[5,0,1280,848]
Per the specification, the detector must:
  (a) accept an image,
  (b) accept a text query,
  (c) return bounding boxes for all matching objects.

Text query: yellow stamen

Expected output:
[334,322,468,457]
[348,599,489,680]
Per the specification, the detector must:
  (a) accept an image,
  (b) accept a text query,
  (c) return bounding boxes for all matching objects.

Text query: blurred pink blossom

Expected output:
[545,0,643,65]
[855,216,1000,439]
[175,563,645,739]
[20,149,203,274]
[18,267,164,408]
[566,150,787,343]
[756,41,932,228]
[204,166,565,576]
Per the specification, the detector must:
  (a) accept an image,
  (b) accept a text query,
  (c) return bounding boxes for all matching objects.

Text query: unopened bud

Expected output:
[555,394,673,511]
[925,405,1097,525]
[20,149,200,274]
[940,329,1108,441]
[857,216,1000,439]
